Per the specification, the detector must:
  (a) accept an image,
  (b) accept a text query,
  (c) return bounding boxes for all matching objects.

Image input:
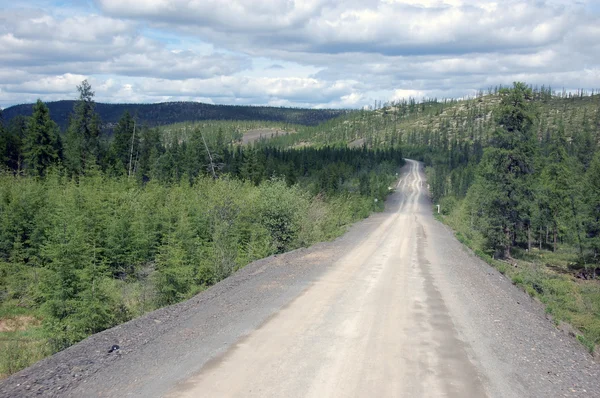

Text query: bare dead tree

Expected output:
[200,131,217,179]
[128,118,136,178]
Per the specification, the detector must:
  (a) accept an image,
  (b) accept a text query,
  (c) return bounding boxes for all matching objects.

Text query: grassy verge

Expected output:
[0,304,49,378]
[436,204,600,355]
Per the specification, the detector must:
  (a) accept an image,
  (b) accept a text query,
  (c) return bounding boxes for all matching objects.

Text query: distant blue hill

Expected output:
[2,100,349,130]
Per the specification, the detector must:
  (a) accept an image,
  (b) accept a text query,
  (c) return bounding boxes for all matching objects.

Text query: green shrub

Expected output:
[0,143,403,375]
[257,179,309,253]
[512,274,524,285]
[439,196,458,215]
[577,335,595,353]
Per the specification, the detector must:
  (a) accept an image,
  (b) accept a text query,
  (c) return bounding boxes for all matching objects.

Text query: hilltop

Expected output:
[257,90,600,149]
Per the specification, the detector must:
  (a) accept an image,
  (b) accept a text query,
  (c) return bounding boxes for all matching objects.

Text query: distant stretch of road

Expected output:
[2,160,599,397]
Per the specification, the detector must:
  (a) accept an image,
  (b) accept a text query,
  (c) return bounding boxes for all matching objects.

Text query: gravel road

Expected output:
[2,159,599,397]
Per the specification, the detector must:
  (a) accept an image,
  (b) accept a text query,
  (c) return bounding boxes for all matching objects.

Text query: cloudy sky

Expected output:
[1,0,599,109]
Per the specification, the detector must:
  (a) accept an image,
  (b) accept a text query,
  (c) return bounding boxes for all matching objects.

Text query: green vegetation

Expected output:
[0,81,402,377]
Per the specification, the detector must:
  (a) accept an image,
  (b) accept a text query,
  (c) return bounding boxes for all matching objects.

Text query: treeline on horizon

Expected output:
[0,81,403,376]
[2,98,349,132]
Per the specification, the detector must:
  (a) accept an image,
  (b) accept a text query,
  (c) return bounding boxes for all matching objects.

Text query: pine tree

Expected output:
[64,80,101,175]
[137,126,163,180]
[153,233,193,306]
[468,82,538,258]
[539,126,576,252]
[572,126,596,170]
[23,100,60,177]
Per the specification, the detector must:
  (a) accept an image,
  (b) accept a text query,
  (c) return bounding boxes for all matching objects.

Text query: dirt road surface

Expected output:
[2,160,599,397]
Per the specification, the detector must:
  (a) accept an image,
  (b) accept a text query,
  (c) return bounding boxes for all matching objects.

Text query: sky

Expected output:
[0,0,599,109]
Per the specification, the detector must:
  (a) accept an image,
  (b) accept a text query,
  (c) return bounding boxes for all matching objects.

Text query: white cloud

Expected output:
[0,0,598,109]
[3,73,88,94]
[98,0,328,30]
[0,8,250,79]
[135,75,359,103]
[391,89,426,101]
[97,0,584,56]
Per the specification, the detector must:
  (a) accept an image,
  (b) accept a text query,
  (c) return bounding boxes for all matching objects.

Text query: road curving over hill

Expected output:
[2,160,599,397]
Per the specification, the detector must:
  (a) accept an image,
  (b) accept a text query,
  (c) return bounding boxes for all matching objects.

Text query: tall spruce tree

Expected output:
[538,125,576,252]
[23,99,60,177]
[468,82,538,258]
[64,80,101,175]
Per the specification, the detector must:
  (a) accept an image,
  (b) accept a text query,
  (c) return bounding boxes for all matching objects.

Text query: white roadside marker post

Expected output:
[437,204,440,214]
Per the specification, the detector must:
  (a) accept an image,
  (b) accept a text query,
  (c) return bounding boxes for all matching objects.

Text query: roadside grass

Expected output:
[0,332,49,378]
[0,303,48,377]
[437,203,600,355]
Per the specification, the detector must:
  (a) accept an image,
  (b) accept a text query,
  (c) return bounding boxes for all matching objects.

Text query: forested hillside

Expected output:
[2,99,349,132]
[0,81,401,377]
